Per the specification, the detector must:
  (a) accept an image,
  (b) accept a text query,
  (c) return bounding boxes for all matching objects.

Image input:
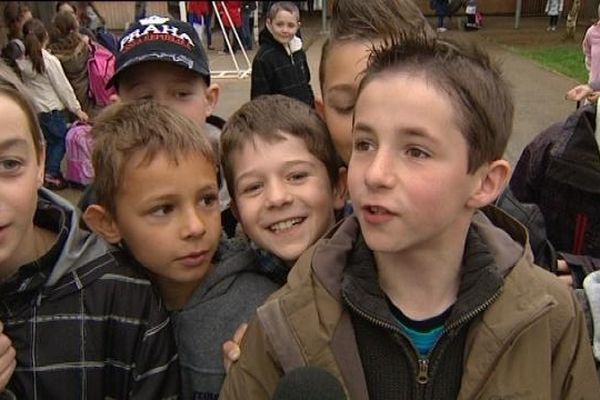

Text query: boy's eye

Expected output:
[149,204,174,217]
[199,193,219,208]
[288,171,308,182]
[0,158,24,173]
[240,182,262,195]
[406,147,430,159]
[333,105,354,115]
[353,139,374,152]
[175,91,192,99]
[135,93,153,101]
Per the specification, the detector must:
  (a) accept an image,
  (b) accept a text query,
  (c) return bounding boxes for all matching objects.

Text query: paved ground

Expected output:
[57,13,587,201]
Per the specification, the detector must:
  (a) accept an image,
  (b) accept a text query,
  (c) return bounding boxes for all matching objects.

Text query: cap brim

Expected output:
[106,53,210,90]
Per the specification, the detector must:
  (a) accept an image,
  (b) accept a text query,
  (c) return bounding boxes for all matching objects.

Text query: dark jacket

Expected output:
[221,210,599,399]
[510,104,600,287]
[0,189,179,399]
[173,238,279,400]
[251,28,314,107]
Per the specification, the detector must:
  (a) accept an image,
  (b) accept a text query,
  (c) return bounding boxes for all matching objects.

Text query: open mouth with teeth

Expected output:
[367,206,390,214]
[268,217,306,233]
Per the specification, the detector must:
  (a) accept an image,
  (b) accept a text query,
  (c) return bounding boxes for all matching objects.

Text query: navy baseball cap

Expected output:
[107,15,210,88]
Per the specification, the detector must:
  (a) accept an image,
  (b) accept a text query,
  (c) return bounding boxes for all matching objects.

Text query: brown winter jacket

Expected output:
[220,207,600,399]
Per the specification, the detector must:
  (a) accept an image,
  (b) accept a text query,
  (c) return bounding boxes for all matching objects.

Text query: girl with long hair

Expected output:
[17,18,88,190]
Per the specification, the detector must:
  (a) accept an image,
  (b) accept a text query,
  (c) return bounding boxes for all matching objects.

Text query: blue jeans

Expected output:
[38,110,68,176]
[241,9,252,50]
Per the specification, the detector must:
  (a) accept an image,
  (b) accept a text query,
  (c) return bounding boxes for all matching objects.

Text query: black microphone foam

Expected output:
[272,366,347,400]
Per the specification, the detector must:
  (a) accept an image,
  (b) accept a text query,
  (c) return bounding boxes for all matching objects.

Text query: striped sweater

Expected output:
[0,189,179,399]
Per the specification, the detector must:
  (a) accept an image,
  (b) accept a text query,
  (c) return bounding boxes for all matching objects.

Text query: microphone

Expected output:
[272,366,347,400]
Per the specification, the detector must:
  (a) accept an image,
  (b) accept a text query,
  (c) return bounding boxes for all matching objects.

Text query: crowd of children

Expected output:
[1,0,600,399]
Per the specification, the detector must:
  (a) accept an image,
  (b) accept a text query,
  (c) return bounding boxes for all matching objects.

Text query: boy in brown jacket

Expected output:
[220,34,600,399]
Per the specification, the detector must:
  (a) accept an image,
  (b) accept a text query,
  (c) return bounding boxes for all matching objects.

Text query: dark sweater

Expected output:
[251,28,314,107]
[344,229,503,399]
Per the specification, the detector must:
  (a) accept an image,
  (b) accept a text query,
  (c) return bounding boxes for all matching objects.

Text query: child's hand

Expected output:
[76,110,89,122]
[0,322,16,390]
[565,84,594,102]
[556,259,573,287]
[222,323,248,373]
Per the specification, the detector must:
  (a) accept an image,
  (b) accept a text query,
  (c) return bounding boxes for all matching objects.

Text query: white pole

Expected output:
[179,1,187,22]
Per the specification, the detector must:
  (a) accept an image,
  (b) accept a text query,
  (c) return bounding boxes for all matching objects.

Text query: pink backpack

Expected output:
[65,121,94,186]
[87,41,116,107]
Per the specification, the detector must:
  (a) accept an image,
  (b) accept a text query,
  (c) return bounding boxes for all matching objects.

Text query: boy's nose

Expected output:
[264,181,293,208]
[365,151,396,189]
[181,208,207,239]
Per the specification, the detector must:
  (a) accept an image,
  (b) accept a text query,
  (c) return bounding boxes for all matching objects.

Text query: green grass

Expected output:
[512,45,589,83]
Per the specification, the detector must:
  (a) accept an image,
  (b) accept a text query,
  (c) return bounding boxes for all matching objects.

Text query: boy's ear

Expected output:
[83,205,123,244]
[204,83,220,118]
[467,160,511,209]
[332,166,348,210]
[315,95,325,120]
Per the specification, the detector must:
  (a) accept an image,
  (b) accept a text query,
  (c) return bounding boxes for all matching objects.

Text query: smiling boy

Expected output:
[251,2,314,107]
[221,35,599,399]
[221,94,346,284]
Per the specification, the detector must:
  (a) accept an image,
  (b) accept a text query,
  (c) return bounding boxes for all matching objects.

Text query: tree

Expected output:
[565,0,581,40]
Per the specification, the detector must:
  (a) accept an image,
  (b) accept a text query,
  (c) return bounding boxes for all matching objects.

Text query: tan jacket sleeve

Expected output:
[219,316,284,399]
[552,290,600,398]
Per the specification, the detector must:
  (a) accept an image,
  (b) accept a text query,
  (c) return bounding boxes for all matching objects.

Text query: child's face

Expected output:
[318,41,373,164]
[267,10,300,45]
[0,95,44,274]
[232,134,345,264]
[111,151,221,291]
[118,62,219,127]
[348,75,481,258]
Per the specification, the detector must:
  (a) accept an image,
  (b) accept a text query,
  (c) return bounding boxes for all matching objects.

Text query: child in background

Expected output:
[187,1,212,49]
[0,60,178,399]
[431,0,450,32]
[221,33,600,400]
[83,101,277,400]
[251,2,314,107]
[545,0,564,31]
[583,5,600,84]
[217,1,242,53]
[1,2,32,77]
[49,11,97,116]
[17,18,88,190]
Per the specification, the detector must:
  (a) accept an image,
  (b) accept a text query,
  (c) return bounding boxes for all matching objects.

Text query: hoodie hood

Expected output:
[40,188,115,288]
[183,237,267,308]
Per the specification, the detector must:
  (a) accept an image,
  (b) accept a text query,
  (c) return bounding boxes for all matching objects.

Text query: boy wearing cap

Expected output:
[109,15,219,126]
[79,15,230,220]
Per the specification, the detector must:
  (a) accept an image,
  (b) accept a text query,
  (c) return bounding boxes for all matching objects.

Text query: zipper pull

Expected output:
[417,359,429,385]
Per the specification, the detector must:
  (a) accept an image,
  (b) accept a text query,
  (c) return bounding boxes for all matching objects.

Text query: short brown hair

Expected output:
[221,94,341,197]
[357,34,514,172]
[319,0,434,91]
[92,101,216,214]
[267,1,300,21]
